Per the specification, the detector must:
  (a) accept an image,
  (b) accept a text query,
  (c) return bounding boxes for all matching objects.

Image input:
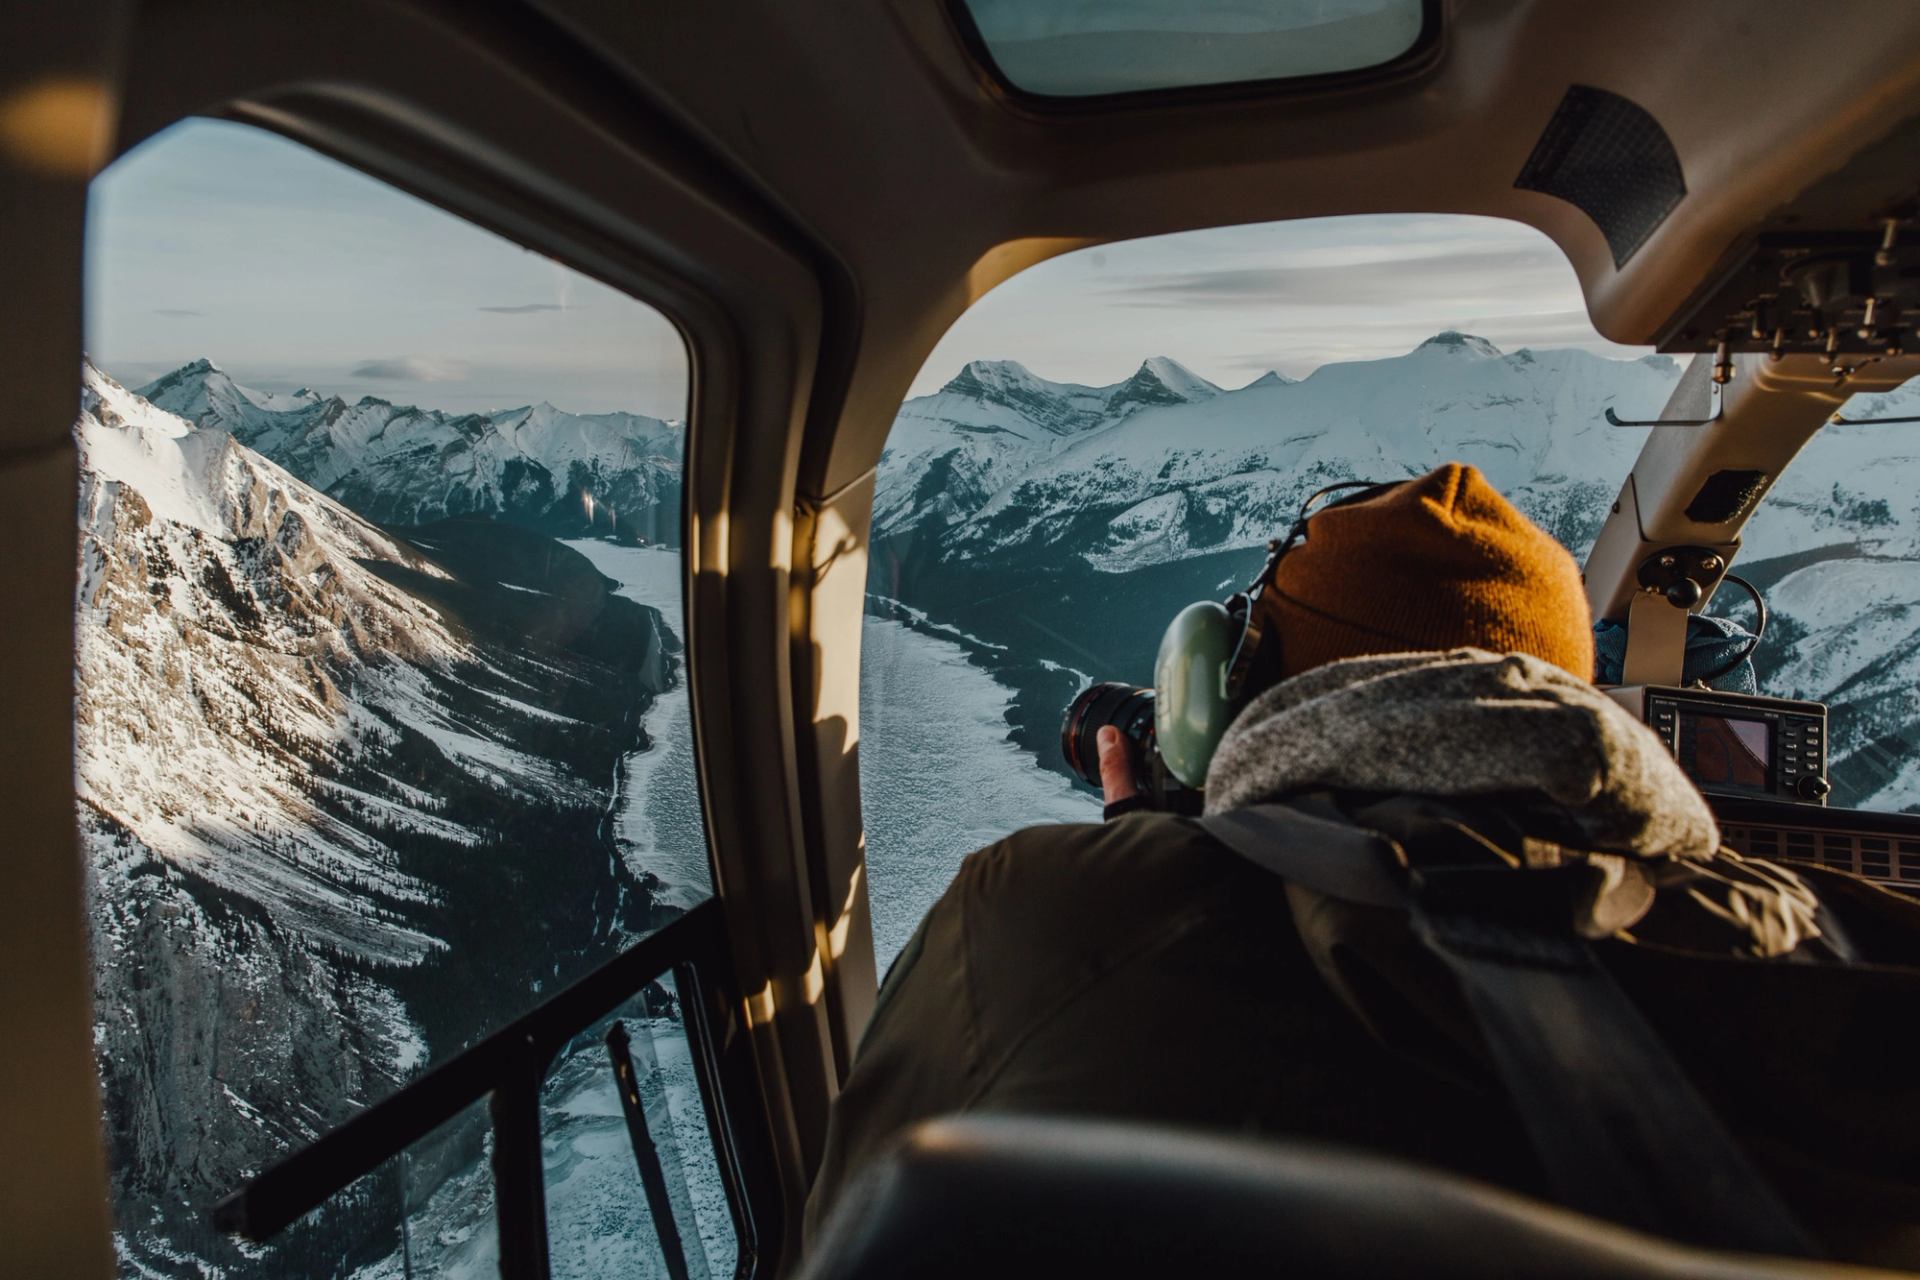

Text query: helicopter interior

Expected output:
[10,1,1920,1276]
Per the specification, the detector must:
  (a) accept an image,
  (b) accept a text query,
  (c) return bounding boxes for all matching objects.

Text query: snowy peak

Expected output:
[1416,331,1503,358]
[137,358,262,432]
[927,355,1220,425]
[1240,370,1295,390]
[81,357,190,442]
[941,359,1048,399]
[78,357,406,554]
[125,358,685,543]
[1140,356,1221,400]
[913,359,1112,441]
[1107,357,1221,415]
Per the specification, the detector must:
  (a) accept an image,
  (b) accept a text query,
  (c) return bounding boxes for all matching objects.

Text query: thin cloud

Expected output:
[153,308,204,318]
[1109,247,1563,309]
[1218,353,1294,372]
[478,303,568,314]
[1460,308,1619,346]
[350,356,468,382]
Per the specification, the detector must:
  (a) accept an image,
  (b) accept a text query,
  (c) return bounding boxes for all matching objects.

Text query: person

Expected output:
[804,463,1920,1267]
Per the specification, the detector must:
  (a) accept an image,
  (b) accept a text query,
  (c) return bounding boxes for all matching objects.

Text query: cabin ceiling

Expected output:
[529,0,1920,496]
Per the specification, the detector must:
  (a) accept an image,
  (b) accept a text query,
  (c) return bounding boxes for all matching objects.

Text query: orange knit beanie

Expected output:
[1257,462,1595,680]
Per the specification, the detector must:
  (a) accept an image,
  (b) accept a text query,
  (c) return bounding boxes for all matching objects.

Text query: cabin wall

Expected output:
[0,4,125,1277]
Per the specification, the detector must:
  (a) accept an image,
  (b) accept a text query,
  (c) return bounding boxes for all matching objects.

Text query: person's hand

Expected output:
[1097,726,1143,817]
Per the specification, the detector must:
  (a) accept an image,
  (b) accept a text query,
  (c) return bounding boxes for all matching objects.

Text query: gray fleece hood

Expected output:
[1204,648,1719,861]
[1202,649,1837,959]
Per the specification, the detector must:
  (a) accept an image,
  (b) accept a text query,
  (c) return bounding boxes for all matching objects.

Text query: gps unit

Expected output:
[1605,686,1830,805]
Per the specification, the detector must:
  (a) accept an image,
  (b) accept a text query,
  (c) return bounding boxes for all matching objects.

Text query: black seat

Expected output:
[799,1115,1910,1279]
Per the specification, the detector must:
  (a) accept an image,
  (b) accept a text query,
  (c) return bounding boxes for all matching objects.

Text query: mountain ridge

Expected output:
[880,334,1682,568]
[137,359,685,544]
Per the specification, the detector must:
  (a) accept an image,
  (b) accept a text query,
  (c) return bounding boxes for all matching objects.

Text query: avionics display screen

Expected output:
[1678,711,1772,791]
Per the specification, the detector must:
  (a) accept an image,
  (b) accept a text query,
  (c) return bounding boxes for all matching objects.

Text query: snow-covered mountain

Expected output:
[883,333,1681,569]
[1239,370,1296,391]
[138,358,684,544]
[77,360,675,1274]
[874,355,1222,534]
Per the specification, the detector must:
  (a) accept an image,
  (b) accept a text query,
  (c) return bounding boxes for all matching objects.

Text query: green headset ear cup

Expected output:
[1154,600,1240,789]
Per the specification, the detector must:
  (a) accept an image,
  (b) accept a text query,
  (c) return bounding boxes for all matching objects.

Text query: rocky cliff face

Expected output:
[77,362,673,1274]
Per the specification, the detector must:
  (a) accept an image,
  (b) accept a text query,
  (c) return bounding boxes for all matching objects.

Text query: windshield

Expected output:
[859,214,1683,969]
[1744,380,1920,812]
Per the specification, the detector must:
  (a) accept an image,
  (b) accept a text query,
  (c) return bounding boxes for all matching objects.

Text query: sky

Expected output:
[908,215,1648,397]
[87,117,1647,417]
[86,119,690,419]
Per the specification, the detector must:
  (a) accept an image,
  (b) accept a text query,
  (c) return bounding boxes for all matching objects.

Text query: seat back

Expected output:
[798,1116,1912,1280]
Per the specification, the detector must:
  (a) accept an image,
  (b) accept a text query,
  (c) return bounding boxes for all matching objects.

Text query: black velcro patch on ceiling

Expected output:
[1515,85,1686,268]
[1685,469,1771,525]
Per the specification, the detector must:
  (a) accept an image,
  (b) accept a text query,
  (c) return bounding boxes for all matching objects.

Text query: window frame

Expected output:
[82,113,779,1272]
[96,0,858,1270]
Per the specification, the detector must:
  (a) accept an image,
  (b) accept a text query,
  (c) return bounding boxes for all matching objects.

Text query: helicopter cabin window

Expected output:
[80,119,733,1276]
[858,213,1824,971]
[954,0,1433,98]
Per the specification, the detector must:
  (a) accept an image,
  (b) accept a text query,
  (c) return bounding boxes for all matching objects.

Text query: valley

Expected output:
[78,363,678,1275]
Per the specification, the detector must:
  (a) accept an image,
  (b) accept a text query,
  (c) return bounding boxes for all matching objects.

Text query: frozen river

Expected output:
[564,540,713,909]
[564,539,1098,972]
[350,540,1103,1279]
[857,613,1101,969]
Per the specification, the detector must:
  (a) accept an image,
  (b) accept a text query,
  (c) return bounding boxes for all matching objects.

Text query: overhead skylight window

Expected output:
[955,0,1432,99]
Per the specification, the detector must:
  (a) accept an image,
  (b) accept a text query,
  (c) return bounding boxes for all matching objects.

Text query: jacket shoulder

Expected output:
[954,812,1257,946]
[949,812,1287,1050]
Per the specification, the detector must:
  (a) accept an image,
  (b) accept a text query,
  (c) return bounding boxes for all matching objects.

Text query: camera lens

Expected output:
[1060,682,1157,789]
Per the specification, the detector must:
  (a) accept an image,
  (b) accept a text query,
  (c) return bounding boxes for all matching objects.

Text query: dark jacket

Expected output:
[806,652,1920,1266]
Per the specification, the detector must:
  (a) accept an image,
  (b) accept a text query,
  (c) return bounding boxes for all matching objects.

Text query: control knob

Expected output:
[1796,774,1832,802]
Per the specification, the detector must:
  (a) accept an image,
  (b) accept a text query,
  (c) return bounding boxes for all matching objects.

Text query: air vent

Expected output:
[1722,819,1920,889]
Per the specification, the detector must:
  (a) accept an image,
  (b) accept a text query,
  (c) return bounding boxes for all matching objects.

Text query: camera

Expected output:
[1058,595,1270,813]
[1059,681,1203,813]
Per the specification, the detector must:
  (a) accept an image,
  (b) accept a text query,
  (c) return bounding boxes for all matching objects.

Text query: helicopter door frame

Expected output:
[17,0,880,1271]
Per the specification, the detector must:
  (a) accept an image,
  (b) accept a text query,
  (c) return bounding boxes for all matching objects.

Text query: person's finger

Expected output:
[1097,725,1138,804]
